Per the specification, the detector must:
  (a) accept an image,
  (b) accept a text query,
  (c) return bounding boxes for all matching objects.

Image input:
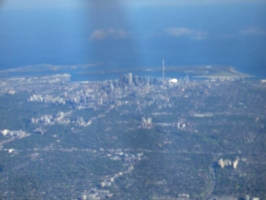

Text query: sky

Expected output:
[1,0,266,9]
[0,0,266,77]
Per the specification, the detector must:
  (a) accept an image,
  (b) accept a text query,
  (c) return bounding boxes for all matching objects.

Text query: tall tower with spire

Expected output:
[162,59,165,81]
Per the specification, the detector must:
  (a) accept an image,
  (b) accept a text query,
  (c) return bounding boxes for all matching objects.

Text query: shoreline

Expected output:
[193,74,255,79]
[0,64,257,80]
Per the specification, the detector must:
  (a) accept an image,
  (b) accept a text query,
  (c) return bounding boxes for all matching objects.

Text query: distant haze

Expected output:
[0,0,265,78]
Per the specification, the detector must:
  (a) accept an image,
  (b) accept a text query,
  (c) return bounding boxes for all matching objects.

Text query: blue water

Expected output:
[0,4,265,80]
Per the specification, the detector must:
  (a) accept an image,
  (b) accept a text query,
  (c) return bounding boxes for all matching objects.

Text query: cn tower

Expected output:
[162,59,165,81]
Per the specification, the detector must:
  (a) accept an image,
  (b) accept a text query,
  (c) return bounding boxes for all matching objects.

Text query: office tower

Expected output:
[128,73,133,84]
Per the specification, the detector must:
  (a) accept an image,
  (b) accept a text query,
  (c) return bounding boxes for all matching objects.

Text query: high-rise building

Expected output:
[128,73,133,84]
[110,82,114,91]
[218,158,225,168]
[147,118,152,126]
[233,158,239,169]
[177,122,180,129]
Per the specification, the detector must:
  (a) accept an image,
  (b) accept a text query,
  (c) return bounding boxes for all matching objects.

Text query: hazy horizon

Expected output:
[0,0,266,77]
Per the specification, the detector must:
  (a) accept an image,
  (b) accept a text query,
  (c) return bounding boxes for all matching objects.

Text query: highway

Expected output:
[202,164,216,199]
